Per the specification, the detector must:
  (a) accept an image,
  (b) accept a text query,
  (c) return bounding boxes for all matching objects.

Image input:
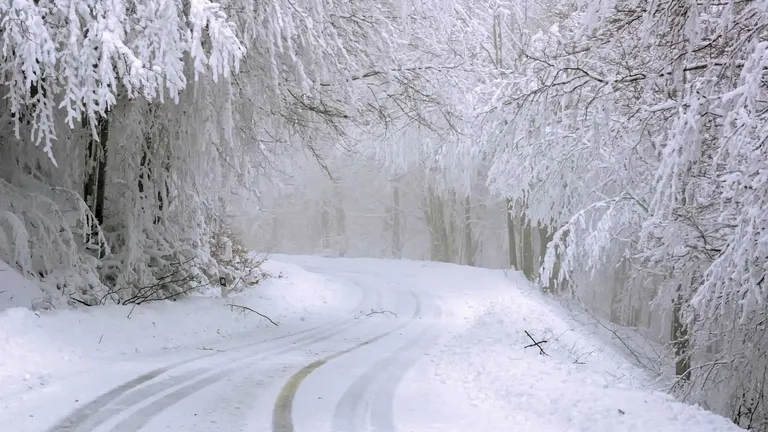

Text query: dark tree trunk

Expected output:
[83,114,109,258]
[521,219,535,279]
[94,116,108,224]
[139,108,169,225]
[673,289,691,382]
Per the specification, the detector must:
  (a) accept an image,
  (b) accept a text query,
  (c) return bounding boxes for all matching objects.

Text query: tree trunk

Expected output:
[443,196,454,263]
[425,186,449,262]
[334,196,347,257]
[392,185,402,258]
[506,199,518,269]
[464,195,475,266]
[83,114,109,258]
[673,171,692,383]
[94,115,108,225]
[538,224,555,290]
[521,219,535,279]
[320,202,330,251]
[673,288,691,382]
[138,106,169,226]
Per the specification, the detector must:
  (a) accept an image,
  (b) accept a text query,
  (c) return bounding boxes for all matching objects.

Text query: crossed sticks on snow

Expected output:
[523,330,548,356]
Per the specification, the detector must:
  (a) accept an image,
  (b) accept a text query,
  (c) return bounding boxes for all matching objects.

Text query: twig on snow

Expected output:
[354,308,398,319]
[197,346,224,352]
[225,303,279,327]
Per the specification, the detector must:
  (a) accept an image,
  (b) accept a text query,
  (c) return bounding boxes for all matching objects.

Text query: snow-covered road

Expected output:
[1,256,745,431]
[23,259,446,432]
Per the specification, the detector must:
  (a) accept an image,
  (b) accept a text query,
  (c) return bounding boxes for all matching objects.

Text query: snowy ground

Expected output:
[0,255,742,431]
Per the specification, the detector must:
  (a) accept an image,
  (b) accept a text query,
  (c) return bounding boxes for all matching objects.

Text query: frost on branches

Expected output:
[0,0,243,163]
[0,0,255,306]
[0,0,474,306]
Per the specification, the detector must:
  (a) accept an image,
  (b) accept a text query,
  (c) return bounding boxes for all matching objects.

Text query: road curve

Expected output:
[47,276,379,432]
[272,269,444,432]
[272,289,423,432]
[45,262,445,432]
[332,295,442,432]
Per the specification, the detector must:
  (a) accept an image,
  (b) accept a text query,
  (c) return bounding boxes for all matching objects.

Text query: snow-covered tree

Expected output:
[0,0,484,305]
[467,0,768,426]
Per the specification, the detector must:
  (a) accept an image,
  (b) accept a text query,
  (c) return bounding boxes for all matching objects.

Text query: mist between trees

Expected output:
[0,0,766,428]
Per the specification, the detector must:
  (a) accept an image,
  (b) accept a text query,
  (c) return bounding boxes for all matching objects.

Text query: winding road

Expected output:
[47,264,444,432]
[10,257,739,432]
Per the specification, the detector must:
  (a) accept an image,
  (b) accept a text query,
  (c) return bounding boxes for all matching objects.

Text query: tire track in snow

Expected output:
[107,311,382,432]
[271,288,424,432]
[50,318,352,432]
[366,325,444,432]
[49,279,379,432]
[331,293,442,432]
[48,355,217,432]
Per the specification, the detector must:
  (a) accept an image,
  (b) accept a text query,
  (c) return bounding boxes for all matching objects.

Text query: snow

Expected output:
[407,280,738,432]
[0,258,359,429]
[0,259,47,311]
[0,255,744,431]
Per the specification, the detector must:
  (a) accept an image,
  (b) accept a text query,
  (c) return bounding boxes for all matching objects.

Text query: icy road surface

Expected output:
[0,256,743,431]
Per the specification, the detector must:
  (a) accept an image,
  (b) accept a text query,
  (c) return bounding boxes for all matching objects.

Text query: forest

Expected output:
[1,0,766,429]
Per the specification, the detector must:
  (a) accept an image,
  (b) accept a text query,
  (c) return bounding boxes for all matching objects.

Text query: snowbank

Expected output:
[0,259,360,403]
[0,259,47,311]
[421,270,742,432]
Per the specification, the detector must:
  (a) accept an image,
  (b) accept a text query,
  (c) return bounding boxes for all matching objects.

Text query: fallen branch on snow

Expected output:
[355,308,397,319]
[197,346,224,352]
[69,295,92,307]
[225,303,279,327]
[524,330,549,356]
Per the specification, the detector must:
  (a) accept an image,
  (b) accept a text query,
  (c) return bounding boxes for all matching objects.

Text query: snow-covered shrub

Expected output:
[0,176,105,306]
